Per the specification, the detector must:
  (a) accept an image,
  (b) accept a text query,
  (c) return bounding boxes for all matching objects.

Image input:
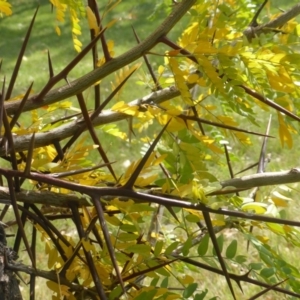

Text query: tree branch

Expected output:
[4,0,197,115]
[0,187,90,207]
[244,3,300,40]
[221,168,300,190]
[0,84,184,155]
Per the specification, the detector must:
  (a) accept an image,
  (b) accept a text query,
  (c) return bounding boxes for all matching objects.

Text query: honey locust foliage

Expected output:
[2,0,300,299]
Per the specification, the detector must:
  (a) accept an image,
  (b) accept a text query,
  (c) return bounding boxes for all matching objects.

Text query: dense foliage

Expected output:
[2,0,300,299]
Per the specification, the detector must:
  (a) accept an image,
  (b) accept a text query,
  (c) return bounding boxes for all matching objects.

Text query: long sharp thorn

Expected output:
[10,82,34,128]
[91,66,138,115]
[179,114,273,137]
[24,133,35,176]
[34,27,107,102]
[257,115,272,173]
[123,119,171,189]
[47,50,54,78]
[7,176,36,269]
[0,80,4,140]
[6,7,39,100]
[247,116,272,250]
[132,26,162,90]
[202,211,236,299]
[92,196,125,295]
[77,92,117,180]
[248,279,288,300]
[1,79,20,191]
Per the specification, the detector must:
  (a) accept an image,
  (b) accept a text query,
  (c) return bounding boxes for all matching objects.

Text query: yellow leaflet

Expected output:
[171,182,192,198]
[82,239,95,252]
[270,191,292,207]
[97,40,115,66]
[48,247,58,269]
[158,65,165,75]
[212,219,226,226]
[192,179,207,204]
[110,198,135,212]
[179,274,194,285]
[233,132,251,145]
[58,240,73,259]
[217,115,238,127]
[241,202,268,214]
[135,174,158,187]
[102,0,121,19]
[86,6,99,36]
[169,57,194,106]
[207,143,223,155]
[0,1,12,16]
[106,18,117,29]
[275,95,293,112]
[153,154,168,166]
[111,63,142,94]
[73,37,82,47]
[197,56,225,92]
[266,70,293,93]
[184,208,203,220]
[256,235,269,244]
[178,22,199,49]
[186,73,199,84]
[194,41,218,55]
[277,112,293,148]
[74,42,81,52]
[266,223,285,235]
[55,25,61,36]
[167,118,186,132]
[95,262,111,285]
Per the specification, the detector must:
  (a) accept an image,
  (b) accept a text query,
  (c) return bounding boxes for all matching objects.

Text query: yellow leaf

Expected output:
[158,65,165,75]
[55,25,61,36]
[180,274,194,284]
[106,18,117,29]
[278,112,293,148]
[270,191,292,207]
[82,239,95,252]
[241,202,268,214]
[0,0,12,16]
[86,6,99,35]
[48,247,58,269]
[256,235,269,244]
[212,219,226,226]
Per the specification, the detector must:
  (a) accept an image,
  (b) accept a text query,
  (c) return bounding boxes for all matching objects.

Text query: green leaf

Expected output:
[120,224,137,232]
[212,234,224,256]
[249,263,263,271]
[194,290,208,300]
[150,277,159,287]
[235,255,247,264]
[182,237,193,256]
[118,233,139,241]
[185,213,201,222]
[183,283,198,298]
[197,234,209,256]
[154,240,164,257]
[161,277,169,288]
[135,289,157,300]
[260,267,275,278]
[225,239,237,259]
[109,286,122,300]
[125,244,151,255]
[165,242,180,255]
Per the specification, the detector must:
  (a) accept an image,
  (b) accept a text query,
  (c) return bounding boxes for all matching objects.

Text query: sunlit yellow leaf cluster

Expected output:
[0,0,12,16]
